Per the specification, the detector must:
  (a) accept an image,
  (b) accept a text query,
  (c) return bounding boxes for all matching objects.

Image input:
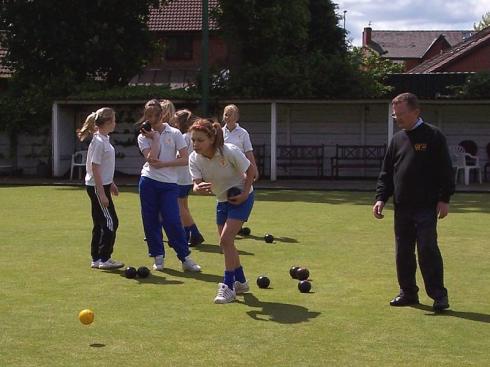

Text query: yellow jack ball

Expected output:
[78,309,94,325]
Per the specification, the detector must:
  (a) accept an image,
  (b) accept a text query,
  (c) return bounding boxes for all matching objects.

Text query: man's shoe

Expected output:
[433,296,449,312]
[389,294,419,307]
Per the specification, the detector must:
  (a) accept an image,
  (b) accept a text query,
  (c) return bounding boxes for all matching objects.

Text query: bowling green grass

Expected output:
[1,186,489,367]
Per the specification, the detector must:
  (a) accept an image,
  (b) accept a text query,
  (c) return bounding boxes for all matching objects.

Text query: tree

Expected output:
[1,0,163,87]
[349,47,404,97]
[451,72,490,98]
[474,12,490,31]
[0,0,166,171]
[213,0,355,98]
[0,0,166,132]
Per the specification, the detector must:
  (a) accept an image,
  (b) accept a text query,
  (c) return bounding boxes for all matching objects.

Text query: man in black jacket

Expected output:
[373,93,455,312]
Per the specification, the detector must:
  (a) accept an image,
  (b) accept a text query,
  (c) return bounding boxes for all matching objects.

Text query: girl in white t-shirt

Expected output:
[222,104,259,180]
[137,100,201,273]
[77,107,124,270]
[189,119,255,304]
[171,109,205,246]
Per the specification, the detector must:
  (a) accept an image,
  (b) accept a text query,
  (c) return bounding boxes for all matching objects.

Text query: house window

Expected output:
[165,36,193,61]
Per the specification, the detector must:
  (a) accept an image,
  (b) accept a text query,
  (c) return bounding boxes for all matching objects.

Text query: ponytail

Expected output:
[77,108,115,141]
[212,121,224,151]
[160,99,176,124]
[173,109,200,134]
[189,118,224,154]
[77,112,98,141]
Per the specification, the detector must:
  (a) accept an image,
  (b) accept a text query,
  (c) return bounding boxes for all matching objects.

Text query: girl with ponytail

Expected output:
[171,109,205,247]
[189,118,255,304]
[77,107,124,270]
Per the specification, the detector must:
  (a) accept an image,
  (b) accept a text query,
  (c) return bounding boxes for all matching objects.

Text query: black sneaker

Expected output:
[189,233,205,247]
[433,296,449,312]
[389,294,419,307]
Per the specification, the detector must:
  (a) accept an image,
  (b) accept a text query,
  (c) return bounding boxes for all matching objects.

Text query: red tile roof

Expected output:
[369,30,472,59]
[148,0,219,32]
[408,27,490,73]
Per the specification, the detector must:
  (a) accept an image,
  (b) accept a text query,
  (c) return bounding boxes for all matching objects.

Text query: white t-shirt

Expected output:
[85,132,115,186]
[176,132,193,185]
[223,124,253,153]
[138,124,187,183]
[189,143,253,202]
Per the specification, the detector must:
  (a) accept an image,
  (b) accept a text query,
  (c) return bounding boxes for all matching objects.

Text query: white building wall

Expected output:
[2,100,489,178]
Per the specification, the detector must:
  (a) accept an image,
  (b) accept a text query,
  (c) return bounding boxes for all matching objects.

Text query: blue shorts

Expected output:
[216,191,254,225]
[178,184,193,198]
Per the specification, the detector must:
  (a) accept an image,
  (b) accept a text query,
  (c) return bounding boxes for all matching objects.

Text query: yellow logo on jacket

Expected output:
[414,143,427,151]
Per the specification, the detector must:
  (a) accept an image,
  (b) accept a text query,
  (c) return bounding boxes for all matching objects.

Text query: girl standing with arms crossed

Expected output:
[137,99,201,272]
[189,119,255,304]
[77,107,124,270]
[172,109,205,247]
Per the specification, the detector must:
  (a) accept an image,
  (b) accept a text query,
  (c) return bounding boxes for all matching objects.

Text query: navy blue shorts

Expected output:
[216,191,254,225]
[178,184,193,198]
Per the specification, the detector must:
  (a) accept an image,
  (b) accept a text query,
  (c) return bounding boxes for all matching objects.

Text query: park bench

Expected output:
[330,144,386,178]
[277,144,324,177]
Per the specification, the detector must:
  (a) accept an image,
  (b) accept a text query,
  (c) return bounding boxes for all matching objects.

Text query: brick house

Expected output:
[408,26,490,73]
[129,0,228,88]
[362,27,473,71]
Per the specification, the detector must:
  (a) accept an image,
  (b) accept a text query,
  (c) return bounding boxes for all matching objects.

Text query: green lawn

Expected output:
[1,186,489,367]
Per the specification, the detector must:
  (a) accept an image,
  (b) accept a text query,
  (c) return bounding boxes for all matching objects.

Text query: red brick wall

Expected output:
[441,43,490,72]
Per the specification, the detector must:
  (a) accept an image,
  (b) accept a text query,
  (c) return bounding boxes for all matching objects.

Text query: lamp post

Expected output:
[201,0,209,116]
[343,10,347,32]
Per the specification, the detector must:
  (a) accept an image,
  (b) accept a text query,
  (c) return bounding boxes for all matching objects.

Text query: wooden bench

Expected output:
[330,144,386,178]
[277,145,324,177]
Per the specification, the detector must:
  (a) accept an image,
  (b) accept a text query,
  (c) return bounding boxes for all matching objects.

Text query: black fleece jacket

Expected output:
[376,122,455,208]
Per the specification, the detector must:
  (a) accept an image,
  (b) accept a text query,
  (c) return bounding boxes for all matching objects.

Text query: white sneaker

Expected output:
[234,280,250,294]
[214,283,236,304]
[98,259,124,270]
[91,260,100,269]
[182,256,201,272]
[152,256,164,271]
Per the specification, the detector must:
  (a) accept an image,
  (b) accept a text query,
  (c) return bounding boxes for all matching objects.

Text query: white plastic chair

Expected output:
[70,151,87,180]
[449,145,482,185]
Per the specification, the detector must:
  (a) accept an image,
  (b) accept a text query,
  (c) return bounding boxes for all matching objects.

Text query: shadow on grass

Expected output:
[255,190,375,205]
[99,269,184,285]
[162,268,223,283]
[12,185,490,213]
[238,293,321,324]
[236,234,299,244]
[89,343,106,348]
[192,243,255,256]
[411,304,490,323]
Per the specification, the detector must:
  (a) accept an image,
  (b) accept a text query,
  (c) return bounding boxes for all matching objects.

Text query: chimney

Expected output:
[363,27,372,46]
